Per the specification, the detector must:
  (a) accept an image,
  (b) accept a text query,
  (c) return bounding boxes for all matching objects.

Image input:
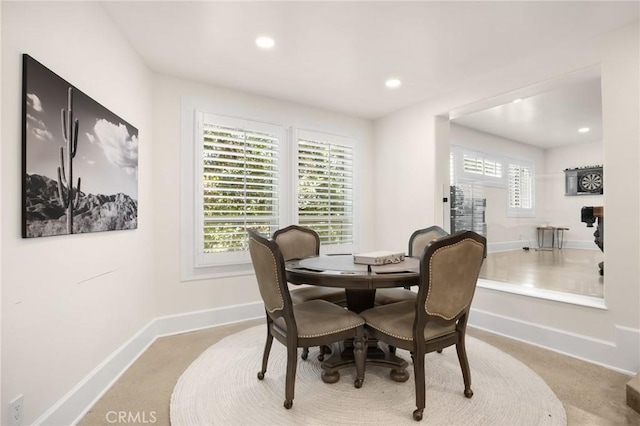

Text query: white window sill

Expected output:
[181,264,254,282]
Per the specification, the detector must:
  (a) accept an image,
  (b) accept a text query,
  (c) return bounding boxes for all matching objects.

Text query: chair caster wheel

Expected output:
[284,399,293,409]
[437,349,443,354]
[354,378,363,388]
[301,351,308,361]
[464,388,473,398]
[413,409,423,421]
[318,345,331,361]
[257,372,264,380]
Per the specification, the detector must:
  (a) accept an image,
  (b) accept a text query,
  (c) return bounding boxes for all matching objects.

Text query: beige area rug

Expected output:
[171,325,566,425]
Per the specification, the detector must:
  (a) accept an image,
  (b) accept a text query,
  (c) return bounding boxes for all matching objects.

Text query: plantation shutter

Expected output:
[297,131,354,246]
[450,151,455,184]
[462,153,484,175]
[199,113,282,263]
[483,158,502,178]
[508,163,533,209]
[462,152,502,178]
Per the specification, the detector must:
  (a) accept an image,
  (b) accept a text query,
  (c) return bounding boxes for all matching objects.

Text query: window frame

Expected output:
[195,112,286,268]
[181,99,361,281]
[293,128,356,254]
[451,145,535,218]
[506,158,536,218]
[181,101,288,280]
[452,146,506,187]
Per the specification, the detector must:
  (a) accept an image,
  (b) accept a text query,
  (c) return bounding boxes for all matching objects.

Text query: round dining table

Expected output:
[285,254,420,383]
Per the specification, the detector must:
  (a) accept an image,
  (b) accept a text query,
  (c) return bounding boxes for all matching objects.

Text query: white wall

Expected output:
[542,141,604,243]
[0,4,374,422]
[450,124,605,248]
[373,105,437,252]
[0,3,4,422]
[152,74,374,317]
[0,3,636,423]
[374,23,639,361]
[1,3,154,424]
[450,124,545,248]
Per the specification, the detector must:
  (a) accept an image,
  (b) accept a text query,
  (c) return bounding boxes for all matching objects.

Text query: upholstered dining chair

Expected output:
[374,226,449,306]
[273,225,346,306]
[248,229,366,409]
[361,230,486,421]
[273,225,347,361]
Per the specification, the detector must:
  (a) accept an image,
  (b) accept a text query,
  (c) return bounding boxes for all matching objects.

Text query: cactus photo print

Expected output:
[21,54,138,238]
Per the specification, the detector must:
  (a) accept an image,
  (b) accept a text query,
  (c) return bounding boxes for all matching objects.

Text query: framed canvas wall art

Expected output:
[22,54,138,238]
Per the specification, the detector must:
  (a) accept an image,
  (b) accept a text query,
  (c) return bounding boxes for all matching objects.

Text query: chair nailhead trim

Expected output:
[299,321,365,339]
[426,238,483,320]
[366,323,412,341]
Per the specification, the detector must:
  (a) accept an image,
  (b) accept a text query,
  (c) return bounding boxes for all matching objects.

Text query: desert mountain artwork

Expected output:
[22,55,138,238]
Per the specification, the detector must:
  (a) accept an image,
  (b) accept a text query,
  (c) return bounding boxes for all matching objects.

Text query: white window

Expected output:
[450,151,455,184]
[198,113,284,266]
[451,145,535,218]
[462,152,503,178]
[507,161,535,217]
[295,130,355,252]
[182,109,286,280]
[181,102,360,280]
[452,146,505,186]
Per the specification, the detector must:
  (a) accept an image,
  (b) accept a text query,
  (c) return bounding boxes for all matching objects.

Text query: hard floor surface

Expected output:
[480,248,604,298]
[80,318,639,425]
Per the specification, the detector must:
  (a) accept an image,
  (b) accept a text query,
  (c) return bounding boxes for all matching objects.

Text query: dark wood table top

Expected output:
[285,254,420,290]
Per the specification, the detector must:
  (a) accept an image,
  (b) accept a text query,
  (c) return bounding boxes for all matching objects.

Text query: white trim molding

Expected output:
[469,308,640,375]
[487,240,601,253]
[34,300,638,425]
[35,302,264,426]
[477,278,606,309]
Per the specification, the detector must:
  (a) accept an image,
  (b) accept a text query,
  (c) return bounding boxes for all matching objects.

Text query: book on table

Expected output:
[353,251,405,265]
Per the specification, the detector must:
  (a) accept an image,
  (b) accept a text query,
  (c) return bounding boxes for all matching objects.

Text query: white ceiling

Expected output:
[453,77,603,149]
[102,1,638,123]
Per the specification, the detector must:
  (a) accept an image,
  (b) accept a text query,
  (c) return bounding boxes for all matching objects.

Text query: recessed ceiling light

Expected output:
[578,127,590,133]
[512,98,522,103]
[385,78,402,89]
[255,36,275,49]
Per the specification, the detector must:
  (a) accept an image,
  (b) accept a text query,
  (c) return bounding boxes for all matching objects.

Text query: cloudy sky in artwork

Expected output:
[24,56,138,199]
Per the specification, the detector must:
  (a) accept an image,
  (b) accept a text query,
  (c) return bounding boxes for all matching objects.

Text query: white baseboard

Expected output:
[563,240,602,250]
[35,301,264,426]
[34,319,159,426]
[36,299,637,425]
[469,308,640,375]
[153,301,264,337]
[488,240,600,253]
[487,241,527,252]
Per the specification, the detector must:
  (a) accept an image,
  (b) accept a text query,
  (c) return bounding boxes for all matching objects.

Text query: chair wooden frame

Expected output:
[408,225,449,257]
[363,231,486,421]
[402,225,449,292]
[273,224,346,361]
[249,229,366,409]
[273,224,320,260]
[375,225,449,306]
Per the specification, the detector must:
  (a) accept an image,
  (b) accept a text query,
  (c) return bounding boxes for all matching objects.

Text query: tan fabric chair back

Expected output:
[248,229,288,315]
[419,231,486,321]
[409,226,448,257]
[273,225,320,261]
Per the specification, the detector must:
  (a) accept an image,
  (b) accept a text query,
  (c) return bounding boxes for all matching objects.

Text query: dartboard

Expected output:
[579,172,603,192]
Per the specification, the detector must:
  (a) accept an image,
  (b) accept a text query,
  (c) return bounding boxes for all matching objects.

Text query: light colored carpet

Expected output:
[170,325,566,425]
